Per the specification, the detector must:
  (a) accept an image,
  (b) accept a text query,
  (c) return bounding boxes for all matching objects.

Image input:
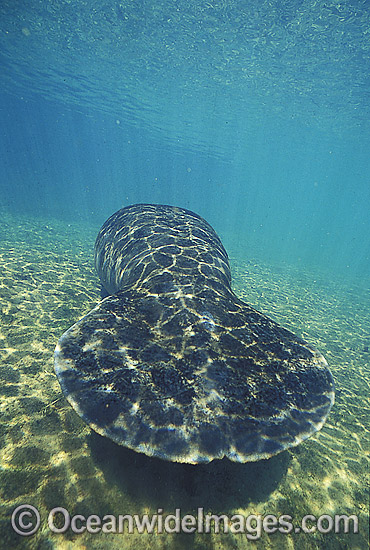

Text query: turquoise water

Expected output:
[0,1,369,549]
[1,1,370,284]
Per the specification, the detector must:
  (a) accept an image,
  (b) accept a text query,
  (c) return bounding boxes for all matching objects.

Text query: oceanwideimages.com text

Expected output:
[11,505,359,539]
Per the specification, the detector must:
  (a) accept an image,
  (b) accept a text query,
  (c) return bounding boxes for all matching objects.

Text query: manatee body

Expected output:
[54,204,334,463]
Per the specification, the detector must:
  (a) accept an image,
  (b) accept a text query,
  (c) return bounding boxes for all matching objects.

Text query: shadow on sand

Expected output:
[88,432,290,513]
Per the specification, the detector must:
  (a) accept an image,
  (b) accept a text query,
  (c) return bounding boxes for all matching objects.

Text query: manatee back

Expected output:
[94,203,231,296]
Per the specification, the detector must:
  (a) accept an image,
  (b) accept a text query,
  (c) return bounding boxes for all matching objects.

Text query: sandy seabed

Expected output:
[0,211,368,550]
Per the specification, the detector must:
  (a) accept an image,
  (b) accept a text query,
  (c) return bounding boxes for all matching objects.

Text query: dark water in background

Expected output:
[1,0,370,286]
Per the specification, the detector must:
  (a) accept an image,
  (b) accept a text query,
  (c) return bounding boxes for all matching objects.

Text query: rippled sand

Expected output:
[0,212,368,549]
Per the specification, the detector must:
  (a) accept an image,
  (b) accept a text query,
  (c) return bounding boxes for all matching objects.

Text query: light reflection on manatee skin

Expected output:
[199,312,216,332]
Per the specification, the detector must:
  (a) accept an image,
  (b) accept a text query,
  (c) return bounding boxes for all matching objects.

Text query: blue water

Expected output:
[1,0,369,282]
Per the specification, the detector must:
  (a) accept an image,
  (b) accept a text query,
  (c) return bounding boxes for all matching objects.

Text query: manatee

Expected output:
[54,204,334,463]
